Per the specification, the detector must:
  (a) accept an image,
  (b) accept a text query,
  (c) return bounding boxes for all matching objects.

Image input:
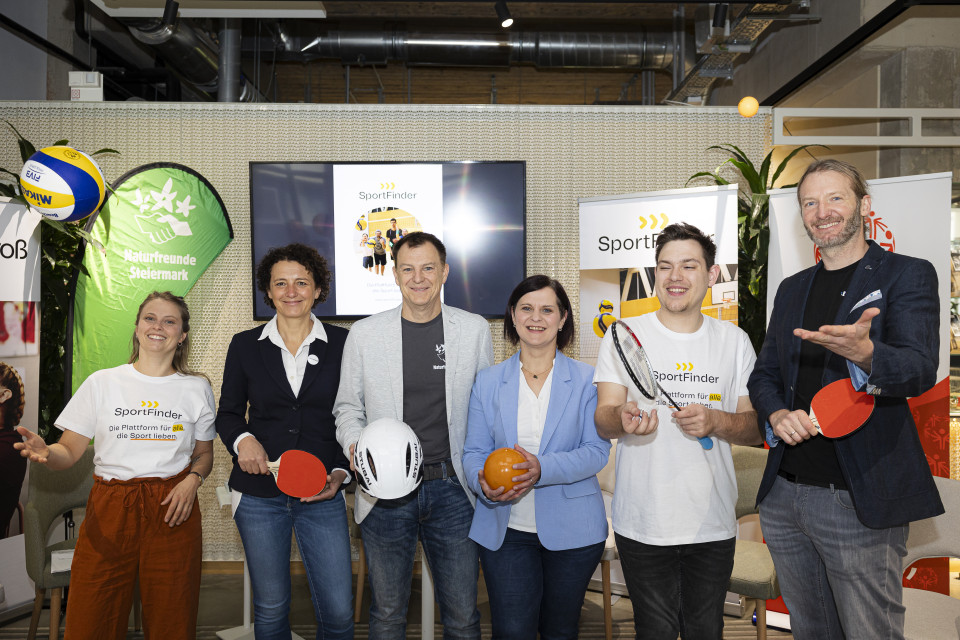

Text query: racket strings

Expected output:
[618,336,658,399]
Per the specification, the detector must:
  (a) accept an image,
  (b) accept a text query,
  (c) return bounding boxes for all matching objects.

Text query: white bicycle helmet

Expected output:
[353,418,423,499]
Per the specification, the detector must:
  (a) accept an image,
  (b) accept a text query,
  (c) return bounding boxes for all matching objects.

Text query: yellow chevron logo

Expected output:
[380,182,396,190]
[675,362,694,371]
[638,213,670,230]
[141,400,159,408]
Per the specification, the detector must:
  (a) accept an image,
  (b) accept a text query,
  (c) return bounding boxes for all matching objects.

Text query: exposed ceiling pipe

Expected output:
[124,16,221,91]
[119,12,265,101]
[667,1,815,104]
[218,19,241,102]
[299,29,693,72]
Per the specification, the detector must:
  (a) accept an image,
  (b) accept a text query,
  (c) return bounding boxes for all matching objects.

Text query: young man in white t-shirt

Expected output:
[593,222,762,640]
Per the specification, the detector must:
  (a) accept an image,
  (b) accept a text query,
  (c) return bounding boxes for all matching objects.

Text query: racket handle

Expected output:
[697,436,714,450]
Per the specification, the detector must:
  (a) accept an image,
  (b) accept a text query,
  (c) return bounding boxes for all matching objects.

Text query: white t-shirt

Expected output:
[593,313,756,545]
[56,364,216,481]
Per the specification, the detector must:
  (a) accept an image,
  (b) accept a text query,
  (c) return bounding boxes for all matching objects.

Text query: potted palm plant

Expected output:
[0,121,116,442]
[688,143,822,353]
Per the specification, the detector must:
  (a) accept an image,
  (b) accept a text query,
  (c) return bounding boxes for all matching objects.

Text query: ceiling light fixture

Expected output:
[495,1,514,29]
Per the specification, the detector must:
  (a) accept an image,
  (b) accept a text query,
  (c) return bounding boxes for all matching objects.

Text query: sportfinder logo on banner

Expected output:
[71,163,233,392]
[578,184,739,364]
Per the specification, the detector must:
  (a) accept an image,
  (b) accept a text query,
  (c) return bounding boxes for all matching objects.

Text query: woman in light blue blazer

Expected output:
[463,275,610,640]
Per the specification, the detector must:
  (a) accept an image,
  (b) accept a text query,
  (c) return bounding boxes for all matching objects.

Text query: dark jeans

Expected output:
[234,491,354,640]
[360,476,481,640]
[479,528,604,640]
[615,533,736,640]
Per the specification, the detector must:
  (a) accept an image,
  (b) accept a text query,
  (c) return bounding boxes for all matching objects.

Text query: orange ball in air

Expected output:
[483,448,526,492]
[738,96,759,118]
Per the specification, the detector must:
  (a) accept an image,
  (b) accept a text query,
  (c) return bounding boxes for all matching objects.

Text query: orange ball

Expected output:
[738,96,759,118]
[483,448,526,492]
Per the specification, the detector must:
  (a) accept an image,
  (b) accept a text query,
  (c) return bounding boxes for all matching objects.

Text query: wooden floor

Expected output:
[0,573,794,639]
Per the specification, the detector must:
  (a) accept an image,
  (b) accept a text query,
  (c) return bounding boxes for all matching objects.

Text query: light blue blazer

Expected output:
[463,351,610,551]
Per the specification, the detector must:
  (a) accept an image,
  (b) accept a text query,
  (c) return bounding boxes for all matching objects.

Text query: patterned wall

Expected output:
[0,101,770,560]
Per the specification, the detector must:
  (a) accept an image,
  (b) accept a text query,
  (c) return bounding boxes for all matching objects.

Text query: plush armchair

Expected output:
[902,475,960,640]
[22,445,95,640]
[729,444,780,640]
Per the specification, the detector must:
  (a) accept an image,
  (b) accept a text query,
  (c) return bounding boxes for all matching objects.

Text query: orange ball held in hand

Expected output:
[483,448,526,492]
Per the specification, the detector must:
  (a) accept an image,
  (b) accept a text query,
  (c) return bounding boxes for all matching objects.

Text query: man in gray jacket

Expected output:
[335,231,493,639]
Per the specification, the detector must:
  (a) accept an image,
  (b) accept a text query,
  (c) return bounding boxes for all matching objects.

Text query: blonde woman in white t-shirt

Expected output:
[462,275,610,640]
[16,291,215,640]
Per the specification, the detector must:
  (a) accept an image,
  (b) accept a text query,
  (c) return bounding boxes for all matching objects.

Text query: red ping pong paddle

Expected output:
[267,449,328,498]
[808,378,875,438]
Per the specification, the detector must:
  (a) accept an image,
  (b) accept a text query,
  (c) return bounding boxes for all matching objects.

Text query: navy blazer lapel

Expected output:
[258,337,295,399]
[540,352,572,450]
[834,241,883,324]
[298,337,329,398]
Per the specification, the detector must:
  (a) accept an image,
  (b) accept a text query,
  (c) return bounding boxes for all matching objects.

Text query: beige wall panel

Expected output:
[0,101,769,559]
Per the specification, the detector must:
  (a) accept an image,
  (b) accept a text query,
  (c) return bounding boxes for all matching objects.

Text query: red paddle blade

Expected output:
[274,449,327,498]
[809,378,875,438]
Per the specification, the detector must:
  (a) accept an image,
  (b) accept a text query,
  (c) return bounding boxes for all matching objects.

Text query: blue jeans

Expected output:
[234,491,354,640]
[360,476,481,640]
[615,533,735,640]
[759,475,908,640]
[479,528,604,640]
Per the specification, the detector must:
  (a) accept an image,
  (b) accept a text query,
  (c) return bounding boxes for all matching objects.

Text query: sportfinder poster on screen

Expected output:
[333,164,444,315]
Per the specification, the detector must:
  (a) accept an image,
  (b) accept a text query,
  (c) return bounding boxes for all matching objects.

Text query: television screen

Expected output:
[250,161,525,320]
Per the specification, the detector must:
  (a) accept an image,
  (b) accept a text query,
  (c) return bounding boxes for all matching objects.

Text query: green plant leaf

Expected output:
[759,151,773,189]
[91,148,120,156]
[707,143,750,165]
[3,120,34,163]
[685,171,730,187]
[769,144,828,188]
[0,183,19,199]
[0,166,21,182]
[53,139,69,146]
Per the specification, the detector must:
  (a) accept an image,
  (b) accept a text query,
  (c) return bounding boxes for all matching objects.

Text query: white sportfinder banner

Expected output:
[579,184,738,270]
[578,184,739,365]
[333,164,444,316]
[767,172,951,383]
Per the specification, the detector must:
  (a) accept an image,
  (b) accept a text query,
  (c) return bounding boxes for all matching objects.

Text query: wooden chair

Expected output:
[729,445,780,640]
[596,442,618,640]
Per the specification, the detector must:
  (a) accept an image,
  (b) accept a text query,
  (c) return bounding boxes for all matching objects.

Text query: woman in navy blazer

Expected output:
[463,275,610,640]
[216,244,353,640]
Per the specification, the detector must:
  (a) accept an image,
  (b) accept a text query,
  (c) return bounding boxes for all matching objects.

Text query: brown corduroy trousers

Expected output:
[63,467,201,640]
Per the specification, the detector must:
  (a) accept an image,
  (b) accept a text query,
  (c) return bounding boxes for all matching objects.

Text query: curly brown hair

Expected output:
[256,243,331,309]
[0,362,26,431]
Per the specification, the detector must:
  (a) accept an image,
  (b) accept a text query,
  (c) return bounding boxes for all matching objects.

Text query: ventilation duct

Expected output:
[301,29,689,72]
[122,16,262,101]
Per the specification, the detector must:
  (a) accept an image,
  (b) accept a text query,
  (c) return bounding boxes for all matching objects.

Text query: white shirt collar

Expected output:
[258,314,327,353]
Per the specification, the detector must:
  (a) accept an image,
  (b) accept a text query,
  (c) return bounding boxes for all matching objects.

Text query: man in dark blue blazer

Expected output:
[748,159,943,640]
